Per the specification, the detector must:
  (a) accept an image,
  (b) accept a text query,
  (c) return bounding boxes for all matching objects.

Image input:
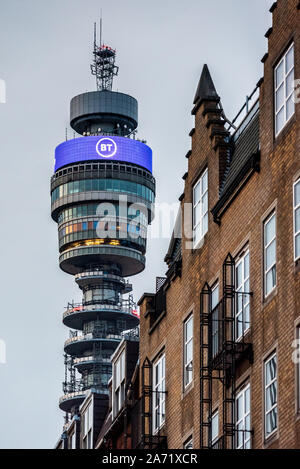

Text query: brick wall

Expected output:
[139,0,300,449]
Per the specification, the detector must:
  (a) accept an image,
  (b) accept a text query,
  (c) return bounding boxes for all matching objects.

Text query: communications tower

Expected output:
[51,24,155,419]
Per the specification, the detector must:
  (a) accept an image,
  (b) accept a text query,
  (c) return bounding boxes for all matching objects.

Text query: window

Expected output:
[69,431,75,449]
[264,353,277,439]
[235,249,250,339]
[211,283,219,358]
[294,179,300,260]
[236,384,251,449]
[297,326,300,412]
[264,212,276,297]
[113,349,125,418]
[193,169,208,247]
[184,315,193,387]
[82,402,93,449]
[51,179,155,204]
[275,43,294,136]
[211,411,219,447]
[184,436,193,449]
[153,354,166,433]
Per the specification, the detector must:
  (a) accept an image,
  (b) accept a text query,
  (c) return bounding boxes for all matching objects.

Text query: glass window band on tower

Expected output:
[58,221,147,254]
[51,178,155,203]
[57,202,148,225]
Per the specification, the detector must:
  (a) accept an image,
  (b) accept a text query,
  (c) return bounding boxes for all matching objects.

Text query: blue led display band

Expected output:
[55,136,152,173]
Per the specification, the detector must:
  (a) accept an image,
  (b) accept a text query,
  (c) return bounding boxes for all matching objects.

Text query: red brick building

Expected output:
[137,0,300,450]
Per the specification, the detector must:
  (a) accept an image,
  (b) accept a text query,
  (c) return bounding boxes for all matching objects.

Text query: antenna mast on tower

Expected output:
[90,19,119,91]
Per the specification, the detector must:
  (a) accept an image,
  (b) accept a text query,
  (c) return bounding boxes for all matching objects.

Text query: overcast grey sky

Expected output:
[0,0,273,449]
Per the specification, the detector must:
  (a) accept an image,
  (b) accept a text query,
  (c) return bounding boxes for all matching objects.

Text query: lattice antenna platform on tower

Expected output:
[90,21,119,91]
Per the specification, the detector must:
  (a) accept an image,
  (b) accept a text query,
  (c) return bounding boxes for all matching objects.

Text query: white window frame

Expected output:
[235,249,250,340]
[293,179,300,261]
[211,410,219,447]
[211,283,219,358]
[263,212,277,298]
[264,353,278,439]
[235,384,251,449]
[274,42,295,136]
[153,353,166,433]
[184,436,193,449]
[297,326,300,413]
[113,349,125,418]
[184,314,193,388]
[82,402,93,449]
[193,168,208,248]
[69,431,75,449]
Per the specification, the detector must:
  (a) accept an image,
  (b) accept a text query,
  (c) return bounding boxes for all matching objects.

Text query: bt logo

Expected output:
[96,137,117,158]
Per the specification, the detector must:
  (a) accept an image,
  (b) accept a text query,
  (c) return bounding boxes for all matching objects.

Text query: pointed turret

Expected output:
[193,64,219,105]
[190,64,230,196]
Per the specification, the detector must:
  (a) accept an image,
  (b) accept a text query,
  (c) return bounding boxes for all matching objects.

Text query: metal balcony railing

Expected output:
[121,326,140,341]
[73,355,112,365]
[74,272,132,291]
[224,84,260,138]
[59,390,87,404]
[62,378,110,395]
[75,271,127,283]
[63,300,139,320]
[64,331,123,347]
[208,292,252,369]
[68,127,147,143]
[63,379,85,394]
[232,99,259,142]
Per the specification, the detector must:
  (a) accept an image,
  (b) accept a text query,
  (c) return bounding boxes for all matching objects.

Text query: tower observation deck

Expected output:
[51,24,155,419]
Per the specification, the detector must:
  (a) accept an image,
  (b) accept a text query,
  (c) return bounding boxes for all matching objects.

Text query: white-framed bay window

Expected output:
[153,353,166,433]
[275,42,295,136]
[193,169,208,248]
[264,353,277,439]
[236,384,251,449]
[184,314,193,388]
[293,179,300,261]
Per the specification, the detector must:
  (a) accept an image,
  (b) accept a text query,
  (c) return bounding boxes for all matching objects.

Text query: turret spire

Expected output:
[193,64,219,105]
